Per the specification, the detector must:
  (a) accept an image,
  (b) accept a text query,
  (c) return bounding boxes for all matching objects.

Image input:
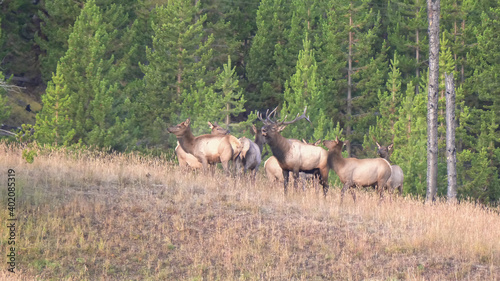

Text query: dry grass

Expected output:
[1,142,499,280]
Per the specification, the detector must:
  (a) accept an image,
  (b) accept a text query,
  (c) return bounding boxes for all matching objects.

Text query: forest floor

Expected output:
[0,142,499,280]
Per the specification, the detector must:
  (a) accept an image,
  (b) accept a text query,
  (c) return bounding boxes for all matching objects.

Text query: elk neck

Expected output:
[177,128,196,154]
[266,133,291,163]
[254,134,265,154]
[327,146,346,172]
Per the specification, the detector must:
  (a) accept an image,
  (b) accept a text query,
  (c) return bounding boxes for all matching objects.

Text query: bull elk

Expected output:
[258,106,330,196]
[235,125,265,180]
[374,139,404,195]
[265,139,322,186]
[168,119,241,174]
[175,121,232,169]
[323,137,392,203]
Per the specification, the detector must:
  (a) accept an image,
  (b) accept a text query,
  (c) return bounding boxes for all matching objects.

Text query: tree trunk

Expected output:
[445,73,457,202]
[426,0,440,203]
[346,2,353,157]
[415,1,420,95]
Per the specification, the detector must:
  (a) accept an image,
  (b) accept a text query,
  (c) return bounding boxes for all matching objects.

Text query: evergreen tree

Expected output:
[280,34,339,143]
[246,0,292,109]
[391,79,428,196]
[139,0,215,146]
[36,0,82,82]
[386,0,428,91]
[179,56,247,136]
[34,65,75,146]
[38,0,131,149]
[0,18,9,124]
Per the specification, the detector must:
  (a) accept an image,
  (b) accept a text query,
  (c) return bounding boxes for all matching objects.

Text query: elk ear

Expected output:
[375,141,381,149]
[208,121,214,129]
[252,124,257,134]
[388,144,394,151]
[184,118,191,126]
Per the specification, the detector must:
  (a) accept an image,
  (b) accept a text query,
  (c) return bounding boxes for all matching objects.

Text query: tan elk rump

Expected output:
[323,137,392,202]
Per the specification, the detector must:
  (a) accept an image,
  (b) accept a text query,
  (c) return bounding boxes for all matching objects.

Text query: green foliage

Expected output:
[139,0,215,146]
[458,148,500,204]
[22,148,37,164]
[0,73,11,124]
[179,56,246,138]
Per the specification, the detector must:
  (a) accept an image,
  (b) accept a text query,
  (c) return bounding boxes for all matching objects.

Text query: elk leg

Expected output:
[221,161,230,176]
[320,168,329,197]
[282,170,289,194]
[292,170,299,190]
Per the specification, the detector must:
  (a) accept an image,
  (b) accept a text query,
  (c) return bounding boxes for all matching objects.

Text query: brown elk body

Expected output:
[265,139,322,186]
[375,141,404,195]
[258,107,330,196]
[323,138,392,202]
[175,121,235,169]
[168,119,237,174]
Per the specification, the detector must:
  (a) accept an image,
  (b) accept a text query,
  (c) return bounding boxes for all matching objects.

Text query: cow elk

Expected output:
[323,137,392,203]
[235,125,265,181]
[168,119,240,174]
[258,106,330,196]
[175,121,233,169]
[374,139,404,195]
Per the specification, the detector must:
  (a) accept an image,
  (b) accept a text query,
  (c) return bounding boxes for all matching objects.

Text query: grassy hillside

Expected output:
[1,142,499,280]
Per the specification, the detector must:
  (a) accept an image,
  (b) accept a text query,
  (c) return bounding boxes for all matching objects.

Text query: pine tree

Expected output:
[246,0,292,109]
[38,0,130,149]
[364,52,403,152]
[34,65,75,146]
[386,0,428,91]
[391,79,428,196]
[179,56,246,136]
[35,0,82,82]
[280,34,337,143]
[321,0,388,155]
[139,0,215,146]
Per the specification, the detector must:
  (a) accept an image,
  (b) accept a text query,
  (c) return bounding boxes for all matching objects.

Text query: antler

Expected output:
[372,135,381,149]
[257,106,280,125]
[279,106,311,125]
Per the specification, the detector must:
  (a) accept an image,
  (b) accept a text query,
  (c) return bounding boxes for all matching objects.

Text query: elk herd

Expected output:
[167,106,405,202]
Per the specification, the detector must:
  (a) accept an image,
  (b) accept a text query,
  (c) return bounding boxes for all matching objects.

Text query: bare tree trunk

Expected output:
[426,0,440,203]
[445,73,457,202]
[346,2,353,157]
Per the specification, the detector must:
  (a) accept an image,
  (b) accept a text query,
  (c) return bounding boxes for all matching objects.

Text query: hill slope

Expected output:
[1,143,499,280]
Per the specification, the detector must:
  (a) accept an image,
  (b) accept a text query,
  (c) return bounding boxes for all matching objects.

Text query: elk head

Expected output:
[208,121,230,135]
[167,118,191,137]
[373,136,393,160]
[257,106,311,143]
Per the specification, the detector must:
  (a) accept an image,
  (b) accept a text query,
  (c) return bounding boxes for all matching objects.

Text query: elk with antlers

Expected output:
[258,106,330,196]
[323,137,392,203]
[265,139,322,187]
[374,139,404,195]
[168,119,241,174]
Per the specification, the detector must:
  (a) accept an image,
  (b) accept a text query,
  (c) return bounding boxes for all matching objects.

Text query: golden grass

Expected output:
[1,142,499,280]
